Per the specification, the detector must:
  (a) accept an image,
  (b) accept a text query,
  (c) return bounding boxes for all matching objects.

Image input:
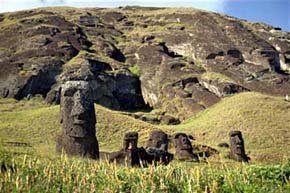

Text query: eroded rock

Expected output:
[1,7,290,120]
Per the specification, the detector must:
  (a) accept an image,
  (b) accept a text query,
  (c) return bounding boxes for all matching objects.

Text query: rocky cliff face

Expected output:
[0,7,289,120]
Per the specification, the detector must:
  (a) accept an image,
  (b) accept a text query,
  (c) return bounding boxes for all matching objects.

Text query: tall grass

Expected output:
[0,150,289,193]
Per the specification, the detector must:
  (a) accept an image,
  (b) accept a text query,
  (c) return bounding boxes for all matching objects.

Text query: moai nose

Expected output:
[71,91,86,117]
[182,137,187,143]
[160,144,166,151]
[235,136,242,144]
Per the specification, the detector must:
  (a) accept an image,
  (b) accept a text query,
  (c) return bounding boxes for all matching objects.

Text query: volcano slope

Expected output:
[0,7,289,163]
[0,6,290,121]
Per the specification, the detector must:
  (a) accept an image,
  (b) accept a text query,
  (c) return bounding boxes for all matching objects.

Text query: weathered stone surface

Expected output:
[145,130,173,164]
[193,144,219,158]
[0,7,290,120]
[160,115,180,125]
[123,132,139,150]
[0,11,86,99]
[146,130,169,151]
[108,132,149,167]
[173,133,198,161]
[56,81,99,159]
[228,131,250,162]
[47,59,147,110]
[79,15,101,27]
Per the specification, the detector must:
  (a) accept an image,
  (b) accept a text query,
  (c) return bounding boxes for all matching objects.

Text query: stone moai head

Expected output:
[174,133,197,161]
[60,81,96,137]
[229,130,249,162]
[123,132,139,151]
[146,130,169,151]
[174,133,193,151]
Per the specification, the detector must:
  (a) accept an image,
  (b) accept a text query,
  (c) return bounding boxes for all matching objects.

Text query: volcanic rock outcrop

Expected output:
[0,7,290,120]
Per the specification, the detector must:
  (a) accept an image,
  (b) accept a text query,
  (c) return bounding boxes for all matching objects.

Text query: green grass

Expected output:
[201,72,235,83]
[0,91,290,193]
[0,150,289,193]
[0,97,156,156]
[164,92,290,162]
[128,65,141,77]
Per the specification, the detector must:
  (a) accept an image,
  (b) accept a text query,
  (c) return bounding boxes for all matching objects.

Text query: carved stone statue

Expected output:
[145,130,173,164]
[229,131,250,162]
[109,132,148,167]
[123,132,139,151]
[174,133,198,161]
[56,81,99,159]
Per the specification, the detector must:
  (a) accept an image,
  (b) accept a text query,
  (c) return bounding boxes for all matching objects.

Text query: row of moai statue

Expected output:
[56,81,250,166]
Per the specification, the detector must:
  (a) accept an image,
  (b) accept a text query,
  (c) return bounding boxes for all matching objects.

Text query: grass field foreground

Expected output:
[0,149,289,193]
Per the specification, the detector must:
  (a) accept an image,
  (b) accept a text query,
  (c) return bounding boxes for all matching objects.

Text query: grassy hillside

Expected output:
[165,92,290,162]
[0,92,290,192]
[0,97,156,157]
[0,92,290,163]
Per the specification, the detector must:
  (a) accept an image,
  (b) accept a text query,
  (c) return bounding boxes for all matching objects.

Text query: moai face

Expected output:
[146,130,169,151]
[174,133,193,151]
[173,133,198,161]
[123,132,139,151]
[229,131,249,162]
[60,81,96,138]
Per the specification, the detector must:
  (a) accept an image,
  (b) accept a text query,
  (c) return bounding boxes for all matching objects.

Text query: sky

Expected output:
[0,0,289,31]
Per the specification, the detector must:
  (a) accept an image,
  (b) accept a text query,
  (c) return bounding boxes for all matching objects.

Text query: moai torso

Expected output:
[56,81,99,159]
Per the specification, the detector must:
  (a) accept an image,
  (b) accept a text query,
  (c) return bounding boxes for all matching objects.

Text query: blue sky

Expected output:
[0,0,289,31]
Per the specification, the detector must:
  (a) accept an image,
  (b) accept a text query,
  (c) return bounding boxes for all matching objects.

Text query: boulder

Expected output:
[160,115,180,125]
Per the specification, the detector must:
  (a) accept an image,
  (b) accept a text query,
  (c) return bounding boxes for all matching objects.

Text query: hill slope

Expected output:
[0,92,289,162]
[165,92,290,162]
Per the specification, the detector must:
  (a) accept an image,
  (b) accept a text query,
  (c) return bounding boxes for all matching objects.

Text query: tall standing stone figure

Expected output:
[229,131,249,162]
[56,81,99,159]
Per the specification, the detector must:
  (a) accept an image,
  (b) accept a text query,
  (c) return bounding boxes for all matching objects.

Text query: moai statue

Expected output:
[229,131,250,162]
[56,81,99,159]
[109,132,148,167]
[123,132,139,151]
[145,130,173,164]
[174,133,198,161]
